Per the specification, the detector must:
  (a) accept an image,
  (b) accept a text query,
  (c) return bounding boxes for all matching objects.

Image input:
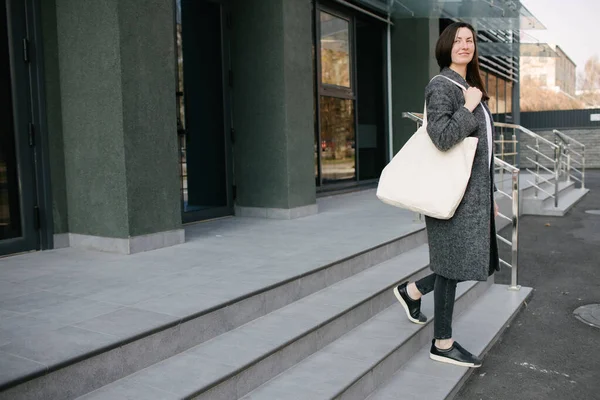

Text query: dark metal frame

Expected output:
[0,0,52,256]
[176,0,234,224]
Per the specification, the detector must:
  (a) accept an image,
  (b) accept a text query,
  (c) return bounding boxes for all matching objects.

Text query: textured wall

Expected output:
[55,0,180,238]
[390,18,438,155]
[118,0,181,236]
[231,0,316,209]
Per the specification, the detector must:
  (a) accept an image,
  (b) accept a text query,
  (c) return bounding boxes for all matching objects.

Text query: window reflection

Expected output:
[320,12,350,88]
[1,4,21,241]
[498,78,506,114]
[487,74,497,115]
[175,0,188,208]
[506,81,513,114]
[320,96,355,182]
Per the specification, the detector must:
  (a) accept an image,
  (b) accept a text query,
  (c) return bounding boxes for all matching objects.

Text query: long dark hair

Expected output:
[435,22,489,101]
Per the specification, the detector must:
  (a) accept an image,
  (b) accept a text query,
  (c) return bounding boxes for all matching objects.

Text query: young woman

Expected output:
[393,22,500,368]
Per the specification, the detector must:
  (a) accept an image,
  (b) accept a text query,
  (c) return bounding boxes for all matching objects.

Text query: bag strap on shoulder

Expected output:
[423,75,467,128]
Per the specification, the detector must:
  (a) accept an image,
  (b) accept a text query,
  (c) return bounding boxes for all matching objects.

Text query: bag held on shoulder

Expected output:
[376,75,479,220]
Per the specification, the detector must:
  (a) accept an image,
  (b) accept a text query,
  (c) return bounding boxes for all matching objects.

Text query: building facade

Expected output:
[1,0,534,257]
[521,44,577,96]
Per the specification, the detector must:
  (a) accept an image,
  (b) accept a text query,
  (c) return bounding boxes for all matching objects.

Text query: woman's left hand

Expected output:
[494,201,499,218]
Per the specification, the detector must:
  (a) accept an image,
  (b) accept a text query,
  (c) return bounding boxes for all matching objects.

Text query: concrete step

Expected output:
[368,284,532,400]
[540,188,590,217]
[240,279,492,400]
[0,229,427,400]
[75,245,433,399]
[522,180,577,215]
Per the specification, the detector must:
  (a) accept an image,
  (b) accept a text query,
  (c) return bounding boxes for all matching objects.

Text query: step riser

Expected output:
[335,278,493,400]
[194,266,434,400]
[0,230,427,400]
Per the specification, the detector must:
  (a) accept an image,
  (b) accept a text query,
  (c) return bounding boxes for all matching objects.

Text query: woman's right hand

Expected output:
[462,87,483,112]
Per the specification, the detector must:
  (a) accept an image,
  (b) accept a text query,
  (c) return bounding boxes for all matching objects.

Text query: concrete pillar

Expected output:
[54,0,183,253]
[390,18,439,153]
[231,0,317,219]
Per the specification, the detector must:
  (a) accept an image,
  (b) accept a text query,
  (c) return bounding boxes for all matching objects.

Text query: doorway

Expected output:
[0,0,45,256]
[176,0,234,223]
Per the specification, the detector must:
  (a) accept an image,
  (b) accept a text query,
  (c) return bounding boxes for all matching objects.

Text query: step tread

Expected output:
[367,284,532,400]
[523,179,574,201]
[542,188,589,213]
[240,281,480,400]
[77,245,431,400]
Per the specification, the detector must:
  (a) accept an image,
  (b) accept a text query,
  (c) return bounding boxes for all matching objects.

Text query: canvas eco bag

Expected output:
[376,75,479,219]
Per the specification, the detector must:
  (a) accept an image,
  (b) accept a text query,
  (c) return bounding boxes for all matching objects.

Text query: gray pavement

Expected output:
[458,170,600,400]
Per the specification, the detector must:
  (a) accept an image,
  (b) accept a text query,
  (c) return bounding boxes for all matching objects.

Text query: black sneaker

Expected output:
[429,340,482,368]
[393,282,427,324]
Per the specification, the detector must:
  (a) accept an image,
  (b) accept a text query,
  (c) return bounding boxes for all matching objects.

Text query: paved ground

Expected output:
[458,170,600,400]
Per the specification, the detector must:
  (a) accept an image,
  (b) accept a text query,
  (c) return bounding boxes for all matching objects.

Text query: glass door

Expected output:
[176,0,234,223]
[0,0,39,256]
[314,2,387,188]
[316,7,357,185]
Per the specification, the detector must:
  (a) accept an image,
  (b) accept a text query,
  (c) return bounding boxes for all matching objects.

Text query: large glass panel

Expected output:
[487,73,498,115]
[320,11,350,88]
[506,80,513,114]
[320,96,356,183]
[355,18,385,181]
[177,0,228,216]
[0,2,22,241]
[497,78,506,114]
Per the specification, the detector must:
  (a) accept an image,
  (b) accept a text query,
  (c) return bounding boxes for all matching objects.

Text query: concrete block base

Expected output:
[56,229,185,254]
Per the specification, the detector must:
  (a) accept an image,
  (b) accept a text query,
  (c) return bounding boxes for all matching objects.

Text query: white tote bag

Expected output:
[376,75,479,219]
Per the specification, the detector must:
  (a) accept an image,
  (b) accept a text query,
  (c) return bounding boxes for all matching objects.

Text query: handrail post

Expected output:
[582,145,586,189]
[554,144,561,208]
[534,138,540,197]
[512,132,517,168]
[566,144,571,183]
[500,133,505,188]
[509,167,520,291]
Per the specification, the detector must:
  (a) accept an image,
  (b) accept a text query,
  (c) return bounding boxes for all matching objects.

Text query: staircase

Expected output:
[0,224,532,400]
[519,175,589,217]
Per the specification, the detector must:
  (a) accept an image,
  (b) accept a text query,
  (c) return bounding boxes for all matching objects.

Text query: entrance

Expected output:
[314,1,387,189]
[176,0,234,223]
[0,0,45,256]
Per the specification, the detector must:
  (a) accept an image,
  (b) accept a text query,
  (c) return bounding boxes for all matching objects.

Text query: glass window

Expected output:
[319,96,356,183]
[498,78,506,115]
[487,74,497,115]
[506,80,513,115]
[1,2,22,241]
[320,11,350,88]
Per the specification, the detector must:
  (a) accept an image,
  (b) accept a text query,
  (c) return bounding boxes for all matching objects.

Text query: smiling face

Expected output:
[451,27,475,67]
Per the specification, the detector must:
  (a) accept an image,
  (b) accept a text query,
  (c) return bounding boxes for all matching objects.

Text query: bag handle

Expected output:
[422,75,468,128]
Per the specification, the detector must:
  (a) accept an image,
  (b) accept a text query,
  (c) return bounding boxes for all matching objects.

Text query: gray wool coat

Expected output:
[424,67,500,282]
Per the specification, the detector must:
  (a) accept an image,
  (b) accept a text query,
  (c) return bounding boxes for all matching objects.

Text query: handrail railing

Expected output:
[402,112,521,290]
[553,129,586,189]
[494,122,562,207]
[494,158,521,291]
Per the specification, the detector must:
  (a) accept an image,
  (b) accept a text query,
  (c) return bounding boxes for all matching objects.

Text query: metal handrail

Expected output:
[402,112,521,290]
[494,158,521,291]
[553,129,586,189]
[494,122,562,207]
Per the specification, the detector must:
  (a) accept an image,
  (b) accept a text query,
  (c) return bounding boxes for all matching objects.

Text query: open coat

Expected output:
[424,67,500,282]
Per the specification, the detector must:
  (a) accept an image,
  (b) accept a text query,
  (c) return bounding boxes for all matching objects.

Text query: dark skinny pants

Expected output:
[414,273,460,340]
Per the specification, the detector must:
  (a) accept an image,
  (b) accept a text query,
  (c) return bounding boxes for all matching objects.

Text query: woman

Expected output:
[393,22,500,368]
